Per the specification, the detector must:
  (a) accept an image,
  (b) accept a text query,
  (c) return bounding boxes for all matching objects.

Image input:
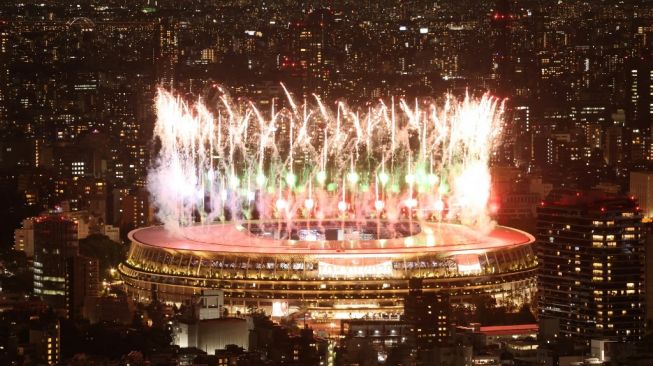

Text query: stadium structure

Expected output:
[119,220,536,319]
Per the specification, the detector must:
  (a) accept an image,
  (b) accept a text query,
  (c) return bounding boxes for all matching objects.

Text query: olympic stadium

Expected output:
[119,220,536,319]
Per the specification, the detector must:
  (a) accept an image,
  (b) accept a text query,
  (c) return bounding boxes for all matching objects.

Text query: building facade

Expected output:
[66,255,99,321]
[33,216,79,309]
[630,171,653,218]
[537,189,645,346]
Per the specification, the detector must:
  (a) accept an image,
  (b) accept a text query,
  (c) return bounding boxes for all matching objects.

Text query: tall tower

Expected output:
[298,9,332,97]
[625,59,653,161]
[0,20,10,127]
[33,216,79,310]
[491,0,513,96]
[404,278,451,351]
[157,19,179,89]
[627,60,653,131]
[537,189,645,347]
[66,255,99,321]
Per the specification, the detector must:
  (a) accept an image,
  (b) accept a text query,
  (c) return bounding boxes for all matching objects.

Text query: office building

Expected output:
[33,215,79,310]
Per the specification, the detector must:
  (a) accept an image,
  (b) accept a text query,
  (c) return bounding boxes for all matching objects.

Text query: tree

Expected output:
[79,234,126,277]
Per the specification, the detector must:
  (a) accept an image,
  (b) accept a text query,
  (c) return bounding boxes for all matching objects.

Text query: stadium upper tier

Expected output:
[129,220,533,254]
[120,221,537,313]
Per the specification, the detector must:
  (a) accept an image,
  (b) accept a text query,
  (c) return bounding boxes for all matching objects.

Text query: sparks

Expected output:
[148,86,504,233]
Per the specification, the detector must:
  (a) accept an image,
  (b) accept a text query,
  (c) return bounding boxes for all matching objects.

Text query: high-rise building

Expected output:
[490,0,513,95]
[297,9,333,97]
[630,171,653,218]
[119,188,153,231]
[645,231,653,330]
[0,21,9,127]
[157,19,179,89]
[627,61,653,135]
[604,125,623,166]
[403,278,451,351]
[537,189,645,347]
[626,60,653,162]
[66,255,99,321]
[14,217,35,257]
[33,216,79,309]
[29,319,61,365]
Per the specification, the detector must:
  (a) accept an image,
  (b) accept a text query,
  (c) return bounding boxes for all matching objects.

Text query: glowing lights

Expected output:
[489,202,500,214]
[427,173,439,186]
[405,198,418,208]
[338,201,348,212]
[271,301,289,317]
[378,172,390,186]
[316,171,327,184]
[426,234,436,246]
[247,191,256,201]
[285,172,297,187]
[149,88,503,233]
[275,198,287,211]
[255,172,266,186]
[405,173,415,185]
[229,174,240,188]
[374,200,385,211]
[304,198,315,210]
[347,171,359,185]
[456,254,482,274]
[434,199,445,212]
[438,182,449,195]
[318,261,393,278]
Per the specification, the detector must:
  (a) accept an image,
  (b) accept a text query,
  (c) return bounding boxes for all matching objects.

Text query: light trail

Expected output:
[148,86,504,234]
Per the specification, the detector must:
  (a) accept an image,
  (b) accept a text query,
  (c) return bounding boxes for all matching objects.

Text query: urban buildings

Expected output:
[32,215,79,309]
[28,319,61,365]
[13,217,34,257]
[630,171,653,218]
[537,189,645,346]
[1,0,653,364]
[172,290,253,355]
[403,278,451,350]
[65,254,99,321]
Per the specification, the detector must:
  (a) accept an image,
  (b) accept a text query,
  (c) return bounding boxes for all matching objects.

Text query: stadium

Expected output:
[119,220,536,319]
[119,90,535,319]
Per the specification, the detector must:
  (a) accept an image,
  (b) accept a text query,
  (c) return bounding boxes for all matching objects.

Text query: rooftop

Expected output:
[129,221,534,256]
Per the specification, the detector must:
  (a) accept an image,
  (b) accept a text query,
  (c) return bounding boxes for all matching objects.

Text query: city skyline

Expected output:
[1,1,653,366]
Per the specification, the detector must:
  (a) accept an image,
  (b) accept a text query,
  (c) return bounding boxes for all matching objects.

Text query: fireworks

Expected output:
[148,86,504,233]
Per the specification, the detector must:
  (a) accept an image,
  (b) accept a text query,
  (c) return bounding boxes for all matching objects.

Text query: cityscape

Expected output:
[0,0,652,365]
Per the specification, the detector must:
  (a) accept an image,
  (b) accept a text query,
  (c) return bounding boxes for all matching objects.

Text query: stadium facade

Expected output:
[119,220,536,319]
